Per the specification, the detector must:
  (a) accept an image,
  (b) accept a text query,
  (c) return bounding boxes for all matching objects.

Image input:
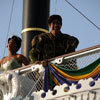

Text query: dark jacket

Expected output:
[29,32,79,63]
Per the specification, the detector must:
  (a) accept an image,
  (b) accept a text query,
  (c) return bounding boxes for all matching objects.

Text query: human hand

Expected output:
[41,60,48,68]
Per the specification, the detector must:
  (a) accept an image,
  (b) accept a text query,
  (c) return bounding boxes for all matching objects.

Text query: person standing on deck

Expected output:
[29,15,79,64]
[0,35,29,71]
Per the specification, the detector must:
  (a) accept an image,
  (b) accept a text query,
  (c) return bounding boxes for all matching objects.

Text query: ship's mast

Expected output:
[21,0,50,59]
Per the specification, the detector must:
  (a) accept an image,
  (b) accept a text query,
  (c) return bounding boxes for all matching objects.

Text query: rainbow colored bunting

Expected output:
[44,58,100,92]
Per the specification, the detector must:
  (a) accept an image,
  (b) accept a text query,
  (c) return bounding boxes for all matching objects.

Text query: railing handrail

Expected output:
[14,44,100,73]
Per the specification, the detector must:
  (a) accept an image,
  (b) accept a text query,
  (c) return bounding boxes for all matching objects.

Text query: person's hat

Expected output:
[48,14,62,25]
[8,35,22,51]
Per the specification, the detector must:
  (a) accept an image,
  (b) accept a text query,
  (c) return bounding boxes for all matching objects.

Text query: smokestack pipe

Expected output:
[21,0,50,59]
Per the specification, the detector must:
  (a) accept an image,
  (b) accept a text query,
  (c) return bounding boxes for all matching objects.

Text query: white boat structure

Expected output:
[0,44,100,100]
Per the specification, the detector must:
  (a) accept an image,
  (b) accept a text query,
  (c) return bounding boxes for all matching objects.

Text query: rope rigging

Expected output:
[3,0,15,57]
[64,0,100,30]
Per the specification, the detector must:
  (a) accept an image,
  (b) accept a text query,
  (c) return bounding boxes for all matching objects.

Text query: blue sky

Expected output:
[0,0,100,60]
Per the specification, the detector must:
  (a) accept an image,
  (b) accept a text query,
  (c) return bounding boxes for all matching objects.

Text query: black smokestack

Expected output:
[21,0,50,59]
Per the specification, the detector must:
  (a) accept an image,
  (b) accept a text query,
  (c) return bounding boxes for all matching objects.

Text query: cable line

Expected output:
[3,0,15,57]
[65,0,100,30]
